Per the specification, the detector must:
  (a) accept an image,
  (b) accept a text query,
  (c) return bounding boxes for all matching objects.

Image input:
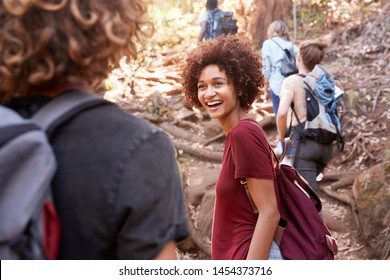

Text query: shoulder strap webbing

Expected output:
[231,119,291,214]
[208,9,220,31]
[289,74,305,125]
[32,90,110,136]
[0,123,39,147]
[271,38,284,51]
[272,38,294,52]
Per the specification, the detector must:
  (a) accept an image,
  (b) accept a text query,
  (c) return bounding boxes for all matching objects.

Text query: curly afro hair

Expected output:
[0,0,152,101]
[182,35,264,111]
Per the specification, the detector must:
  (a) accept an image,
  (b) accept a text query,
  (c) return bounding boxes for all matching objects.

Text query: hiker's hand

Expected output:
[274,140,285,158]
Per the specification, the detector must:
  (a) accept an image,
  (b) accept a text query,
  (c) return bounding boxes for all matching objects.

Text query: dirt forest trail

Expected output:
[102,5,390,260]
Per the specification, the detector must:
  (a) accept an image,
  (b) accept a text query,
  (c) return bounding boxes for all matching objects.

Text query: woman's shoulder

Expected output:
[228,120,271,160]
[230,118,256,132]
[281,74,306,97]
[261,38,276,50]
[284,74,304,85]
[276,37,297,49]
[198,11,207,23]
[230,119,267,142]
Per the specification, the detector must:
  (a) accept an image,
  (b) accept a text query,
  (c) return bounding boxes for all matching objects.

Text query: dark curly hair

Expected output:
[0,0,153,101]
[182,35,264,111]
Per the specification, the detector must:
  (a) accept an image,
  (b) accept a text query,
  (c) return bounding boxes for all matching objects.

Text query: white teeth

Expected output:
[207,101,222,106]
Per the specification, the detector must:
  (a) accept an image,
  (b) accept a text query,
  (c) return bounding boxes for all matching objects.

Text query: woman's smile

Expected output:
[206,100,223,109]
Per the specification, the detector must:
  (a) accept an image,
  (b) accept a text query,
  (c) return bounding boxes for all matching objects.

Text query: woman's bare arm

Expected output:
[245,178,280,260]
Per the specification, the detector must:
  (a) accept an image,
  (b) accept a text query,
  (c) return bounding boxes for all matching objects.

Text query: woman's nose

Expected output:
[204,86,216,97]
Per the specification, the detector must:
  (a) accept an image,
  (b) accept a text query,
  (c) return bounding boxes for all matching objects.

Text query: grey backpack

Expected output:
[0,90,108,259]
[272,38,298,77]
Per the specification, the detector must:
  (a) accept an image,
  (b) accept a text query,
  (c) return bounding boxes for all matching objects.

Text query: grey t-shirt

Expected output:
[8,95,189,259]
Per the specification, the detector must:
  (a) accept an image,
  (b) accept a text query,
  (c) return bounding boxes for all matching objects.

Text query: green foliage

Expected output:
[122,0,238,73]
[293,0,384,39]
[150,7,199,51]
[147,0,238,51]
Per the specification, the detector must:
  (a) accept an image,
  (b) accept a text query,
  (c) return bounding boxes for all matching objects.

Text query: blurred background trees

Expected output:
[148,0,385,49]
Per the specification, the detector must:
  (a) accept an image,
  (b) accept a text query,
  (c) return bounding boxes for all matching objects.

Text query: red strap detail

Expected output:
[43,202,60,260]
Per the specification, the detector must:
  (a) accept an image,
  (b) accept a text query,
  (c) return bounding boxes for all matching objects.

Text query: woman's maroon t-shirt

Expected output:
[211,119,275,260]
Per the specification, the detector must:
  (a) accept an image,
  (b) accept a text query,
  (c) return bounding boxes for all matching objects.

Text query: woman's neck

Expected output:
[221,110,249,135]
[298,63,311,75]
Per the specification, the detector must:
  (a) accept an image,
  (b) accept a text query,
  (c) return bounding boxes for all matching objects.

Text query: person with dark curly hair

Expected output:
[0,0,189,259]
[182,35,282,260]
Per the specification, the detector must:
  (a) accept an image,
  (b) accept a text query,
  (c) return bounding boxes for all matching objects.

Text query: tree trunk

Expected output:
[237,0,292,49]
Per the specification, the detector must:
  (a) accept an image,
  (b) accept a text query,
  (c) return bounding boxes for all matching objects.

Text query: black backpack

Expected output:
[218,11,238,35]
[272,38,298,77]
[207,9,238,39]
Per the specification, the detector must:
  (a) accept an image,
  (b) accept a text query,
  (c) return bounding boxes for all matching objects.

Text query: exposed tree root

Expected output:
[203,132,225,146]
[173,140,223,163]
[160,122,205,143]
[319,185,363,235]
[321,172,358,190]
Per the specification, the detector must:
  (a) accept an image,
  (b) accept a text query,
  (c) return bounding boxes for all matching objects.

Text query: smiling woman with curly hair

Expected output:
[182,35,283,260]
[0,0,189,260]
[182,35,264,111]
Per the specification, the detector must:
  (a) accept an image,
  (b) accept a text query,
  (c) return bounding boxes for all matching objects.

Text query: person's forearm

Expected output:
[277,113,287,141]
[154,240,177,260]
[198,31,206,42]
[246,210,280,260]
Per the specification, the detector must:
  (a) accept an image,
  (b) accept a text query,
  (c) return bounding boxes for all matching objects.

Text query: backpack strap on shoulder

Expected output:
[32,90,110,136]
[272,38,294,52]
[207,9,219,27]
[271,38,283,51]
[289,74,305,125]
[231,119,292,214]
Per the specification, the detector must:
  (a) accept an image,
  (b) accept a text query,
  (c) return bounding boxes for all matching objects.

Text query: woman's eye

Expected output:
[215,81,224,86]
[197,84,205,90]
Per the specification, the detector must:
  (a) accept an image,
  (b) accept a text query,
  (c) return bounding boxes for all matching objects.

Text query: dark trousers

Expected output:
[290,130,333,192]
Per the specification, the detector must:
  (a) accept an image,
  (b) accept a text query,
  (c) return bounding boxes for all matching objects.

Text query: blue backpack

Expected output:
[291,65,344,151]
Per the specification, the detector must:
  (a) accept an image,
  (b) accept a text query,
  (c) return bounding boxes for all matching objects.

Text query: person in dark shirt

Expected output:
[182,35,282,260]
[0,0,189,259]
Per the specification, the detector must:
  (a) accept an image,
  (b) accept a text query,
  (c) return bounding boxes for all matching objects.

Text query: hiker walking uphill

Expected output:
[198,0,238,42]
[262,20,298,160]
[0,0,189,260]
[277,39,340,193]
